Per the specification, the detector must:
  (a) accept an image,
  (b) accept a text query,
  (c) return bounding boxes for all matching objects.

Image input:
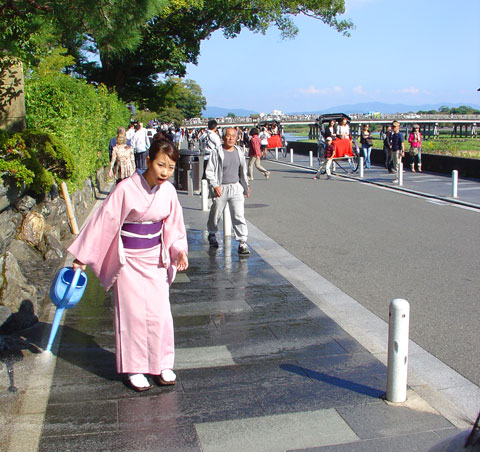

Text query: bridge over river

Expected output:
[184,113,480,140]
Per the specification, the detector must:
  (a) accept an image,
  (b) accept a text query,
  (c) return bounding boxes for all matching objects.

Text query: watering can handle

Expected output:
[62,268,83,306]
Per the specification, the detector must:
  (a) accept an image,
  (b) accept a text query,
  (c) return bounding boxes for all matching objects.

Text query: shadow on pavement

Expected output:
[280,363,384,398]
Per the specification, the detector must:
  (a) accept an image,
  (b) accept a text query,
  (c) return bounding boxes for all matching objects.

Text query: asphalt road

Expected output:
[244,160,480,387]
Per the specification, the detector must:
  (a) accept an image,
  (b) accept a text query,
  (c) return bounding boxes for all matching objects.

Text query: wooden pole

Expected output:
[60,182,79,234]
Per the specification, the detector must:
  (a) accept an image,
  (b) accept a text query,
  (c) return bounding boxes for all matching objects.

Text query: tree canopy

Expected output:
[1,0,352,113]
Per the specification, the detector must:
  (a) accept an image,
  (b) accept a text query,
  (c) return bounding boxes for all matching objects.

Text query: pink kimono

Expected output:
[68,170,188,375]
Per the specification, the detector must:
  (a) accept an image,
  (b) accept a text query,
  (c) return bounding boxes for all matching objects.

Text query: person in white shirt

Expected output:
[336,116,350,139]
[132,122,150,170]
[126,123,135,146]
[259,127,270,159]
[173,129,183,148]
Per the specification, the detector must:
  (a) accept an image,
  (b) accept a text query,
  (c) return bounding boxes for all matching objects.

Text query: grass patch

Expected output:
[296,137,480,159]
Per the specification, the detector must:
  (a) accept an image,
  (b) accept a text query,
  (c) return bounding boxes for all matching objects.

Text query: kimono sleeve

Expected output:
[67,184,129,290]
[162,185,188,284]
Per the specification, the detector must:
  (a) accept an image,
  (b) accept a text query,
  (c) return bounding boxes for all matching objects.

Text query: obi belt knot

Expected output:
[121,221,164,249]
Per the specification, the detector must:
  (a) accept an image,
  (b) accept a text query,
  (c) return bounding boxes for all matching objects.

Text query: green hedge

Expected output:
[24,73,130,190]
[0,129,75,194]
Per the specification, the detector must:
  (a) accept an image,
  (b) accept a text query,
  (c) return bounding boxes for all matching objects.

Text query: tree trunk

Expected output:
[0,57,26,132]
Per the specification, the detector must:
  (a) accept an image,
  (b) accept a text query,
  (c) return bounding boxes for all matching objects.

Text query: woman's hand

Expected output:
[72,259,86,272]
[109,168,113,178]
[176,251,189,272]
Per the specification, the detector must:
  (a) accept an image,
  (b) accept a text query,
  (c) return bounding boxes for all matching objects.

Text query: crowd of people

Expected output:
[314,116,423,181]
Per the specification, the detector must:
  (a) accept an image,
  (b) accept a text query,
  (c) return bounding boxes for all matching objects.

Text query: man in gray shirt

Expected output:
[205,127,250,255]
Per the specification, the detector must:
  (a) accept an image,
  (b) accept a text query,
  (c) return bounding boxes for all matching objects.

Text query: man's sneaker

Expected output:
[208,233,218,247]
[238,241,250,255]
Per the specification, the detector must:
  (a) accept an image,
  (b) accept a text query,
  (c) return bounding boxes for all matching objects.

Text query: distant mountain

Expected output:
[288,102,480,115]
[203,106,257,118]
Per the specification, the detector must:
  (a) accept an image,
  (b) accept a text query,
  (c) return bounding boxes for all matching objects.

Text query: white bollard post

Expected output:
[187,167,193,195]
[386,298,410,403]
[290,148,294,163]
[309,151,313,167]
[452,170,458,198]
[398,162,403,186]
[275,148,278,160]
[359,157,364,178]
[201,179,209,211]
[223,203,232,237]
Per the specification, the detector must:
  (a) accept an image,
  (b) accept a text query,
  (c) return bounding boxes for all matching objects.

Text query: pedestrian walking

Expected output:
[259,127,270,159]
[360,124,373,169]
[391,121,405,182]
[200,119,222,179]
[132,122,150,170]
[247,128,270,180]
[109,127,135,184]
[408,124,422,172]
[383,125,393,171]
[313,137,335,179]
[69,139,188,392]
[205,127,251,255]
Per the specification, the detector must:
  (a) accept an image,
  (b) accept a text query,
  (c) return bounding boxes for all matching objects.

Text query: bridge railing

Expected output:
[184,114,480,128]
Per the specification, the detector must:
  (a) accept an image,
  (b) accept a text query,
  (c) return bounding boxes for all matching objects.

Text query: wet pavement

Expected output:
[1,176,478,451]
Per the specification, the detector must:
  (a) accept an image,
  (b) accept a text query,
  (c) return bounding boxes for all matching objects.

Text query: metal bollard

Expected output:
[275,148,278,160]
[201,179,209,211]
[359,157,364,178]
[290,148,294,163]
[223,203,232,237]
[386,298,410,403]
[398,162,403,186]
[452,170,458,198]
[309,151,313,167]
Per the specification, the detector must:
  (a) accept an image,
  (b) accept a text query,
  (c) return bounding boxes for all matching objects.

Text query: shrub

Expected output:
[0,129,75,194]
[22,129,74,193]
[25,73,130,190]
[0,130,34,188]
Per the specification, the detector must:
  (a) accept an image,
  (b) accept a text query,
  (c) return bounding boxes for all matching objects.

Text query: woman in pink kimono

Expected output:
[68,139,188,392]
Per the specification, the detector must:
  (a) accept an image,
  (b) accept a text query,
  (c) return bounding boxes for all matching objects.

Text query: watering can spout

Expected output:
[46,267,87,352]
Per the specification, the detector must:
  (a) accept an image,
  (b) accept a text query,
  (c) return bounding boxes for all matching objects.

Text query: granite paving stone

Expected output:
[41,399,118,436]
[39,422,201,452]
[195,409,359,452]
[29,213,462,452]
[335,402,454,439]
[288,429,458,452]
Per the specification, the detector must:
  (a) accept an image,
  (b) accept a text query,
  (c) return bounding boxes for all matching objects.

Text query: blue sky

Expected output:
[185,0,480,113]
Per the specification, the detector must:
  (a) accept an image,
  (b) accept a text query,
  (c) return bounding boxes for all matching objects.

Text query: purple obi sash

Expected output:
[121,221,163,249]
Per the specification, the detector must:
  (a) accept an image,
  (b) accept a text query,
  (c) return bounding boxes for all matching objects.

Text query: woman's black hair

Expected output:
[250,127,259,136]
[148,139,179,162]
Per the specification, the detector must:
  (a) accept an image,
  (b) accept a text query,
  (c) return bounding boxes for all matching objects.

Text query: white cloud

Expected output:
[297,86,328,95]
[396,86,420,95]
[353,85,367,95]
[296,85,344,96]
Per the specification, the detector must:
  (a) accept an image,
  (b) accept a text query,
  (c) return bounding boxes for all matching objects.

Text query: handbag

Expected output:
[409,146,419,156]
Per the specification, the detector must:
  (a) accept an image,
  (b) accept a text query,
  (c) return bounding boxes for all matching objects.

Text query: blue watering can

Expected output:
[46,267,88,352]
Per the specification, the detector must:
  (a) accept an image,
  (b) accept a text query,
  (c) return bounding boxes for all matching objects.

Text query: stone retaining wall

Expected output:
[286,141,480,179]
[0,168,109,333]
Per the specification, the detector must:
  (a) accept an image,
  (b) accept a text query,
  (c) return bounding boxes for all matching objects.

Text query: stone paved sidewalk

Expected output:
[1,190,470,452]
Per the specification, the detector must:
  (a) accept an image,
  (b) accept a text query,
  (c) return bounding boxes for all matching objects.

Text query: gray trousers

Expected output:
[248,156,268,179]
[207,182,248,242]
